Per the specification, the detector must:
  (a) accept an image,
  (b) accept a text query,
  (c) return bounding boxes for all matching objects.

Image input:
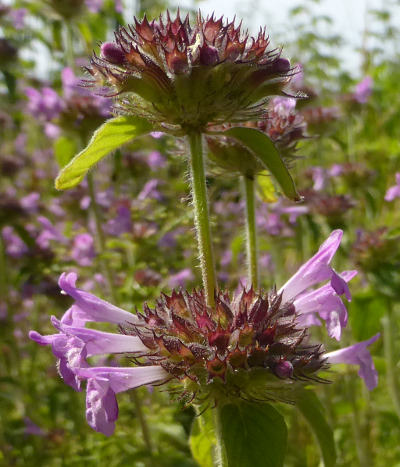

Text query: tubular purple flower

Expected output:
[75,366,168,435]
[52,318,149,355]
[294,270,357,340]
[29,330,87,391]
[58,272,140,325]
[278,229,344,302]
[325,334,380,390]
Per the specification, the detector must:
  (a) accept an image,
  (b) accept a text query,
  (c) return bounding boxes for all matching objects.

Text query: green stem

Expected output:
[132,390,154,456]
[346,378,371,467]
[87,173,154,458]
[188,132,216,308]
[0,234,7,304]
[87,173,117,304]
[65,23,75,69]
[213,406,228,467]
[243,176,258,289]
[382,301,400,420]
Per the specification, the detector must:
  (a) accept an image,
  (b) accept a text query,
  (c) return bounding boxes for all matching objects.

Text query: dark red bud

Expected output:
[273,57,290,73]
[199,44,219,65]
[101,42,125,65]
[273,360,293,379]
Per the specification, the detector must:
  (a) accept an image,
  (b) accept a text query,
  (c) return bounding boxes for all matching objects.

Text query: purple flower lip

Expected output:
[325,333,380,390]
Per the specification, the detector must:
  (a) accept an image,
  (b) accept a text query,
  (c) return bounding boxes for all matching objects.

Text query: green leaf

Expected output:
[295,388,336,467]
[55,116,153,190]
[54,136,77,168]
[218,402,287,467]
[190,410,216,467]
[222,127,300,201]
[257,171,278,203]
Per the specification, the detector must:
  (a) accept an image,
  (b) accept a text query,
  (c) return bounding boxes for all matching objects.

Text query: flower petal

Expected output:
[59,272,141,325]
[279,230,343,302]
[325,334,380,390]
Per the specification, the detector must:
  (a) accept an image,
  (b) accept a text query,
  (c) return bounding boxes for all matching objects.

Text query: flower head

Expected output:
[207,96,306,177]
[29,231,379,436]
[84,12,292,133]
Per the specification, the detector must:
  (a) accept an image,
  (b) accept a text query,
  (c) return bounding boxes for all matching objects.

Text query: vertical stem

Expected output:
[243,176,258,289]
[132,390,154,454]
[86,173,154,459]
[0,234,7,303]
[87,173,117,304]
[188,132,216,308]
[65,23,75,69]
[346,378,371,467]
[382,301,400,420]
[213,406,228,467]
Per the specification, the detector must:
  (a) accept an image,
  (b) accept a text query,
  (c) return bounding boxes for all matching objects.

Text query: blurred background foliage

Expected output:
[1,0,400,465]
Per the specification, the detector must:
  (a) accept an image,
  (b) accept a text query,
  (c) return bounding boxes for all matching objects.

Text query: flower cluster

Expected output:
[207,96,306,177]
[30,230,379,435]
[85,12,292,132]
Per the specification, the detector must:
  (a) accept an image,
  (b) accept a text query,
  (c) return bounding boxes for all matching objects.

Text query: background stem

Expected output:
[382,300,400,420]
[188,132,216,308]
[243,175,259,289]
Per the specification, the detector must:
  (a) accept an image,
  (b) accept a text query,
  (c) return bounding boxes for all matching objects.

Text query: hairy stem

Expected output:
[213,406,228,467]
[382,301,400,420]
[243,175,259,289]
[188,132,216,308]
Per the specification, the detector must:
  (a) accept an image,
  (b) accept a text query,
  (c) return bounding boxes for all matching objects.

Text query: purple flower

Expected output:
[353,76,373,104]
[44,122,61,139]
[71,233,96,266]
[36,216,66,249]
[105,206,132,236]
[168,268,194,288]
[294,270,357,340]
[325,334,380,390]
[61,67,111,117]
[278,230,346,303]
[147,150,166,170]
[25,87,64,121]
[85,0,104,13]
[384,173,400,202]
[138,179,163,201]
[57,272,141,326]
[8,8,27,29]
[20,192,40,213]
[2,227,28,258]
[114,0,123,13]
[29,272,167,434]
[310,167,327,191]
[150,131,164,139]
[24,417,46,437]
[76,366,167,435]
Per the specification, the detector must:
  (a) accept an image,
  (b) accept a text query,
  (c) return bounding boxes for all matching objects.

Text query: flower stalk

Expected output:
[188,132,216,308]
[382,301,400,420]
[213,406,228,467]
[243,176,259,289]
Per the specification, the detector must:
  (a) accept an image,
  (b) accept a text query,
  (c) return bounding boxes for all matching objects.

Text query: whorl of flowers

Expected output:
[29,230,380,436]
[257,97,307,153]
[207,97,307,177]
[84,12,292,132]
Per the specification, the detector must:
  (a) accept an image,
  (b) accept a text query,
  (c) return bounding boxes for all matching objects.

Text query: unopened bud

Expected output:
[273,360,293,379]
[101,42,125,65]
